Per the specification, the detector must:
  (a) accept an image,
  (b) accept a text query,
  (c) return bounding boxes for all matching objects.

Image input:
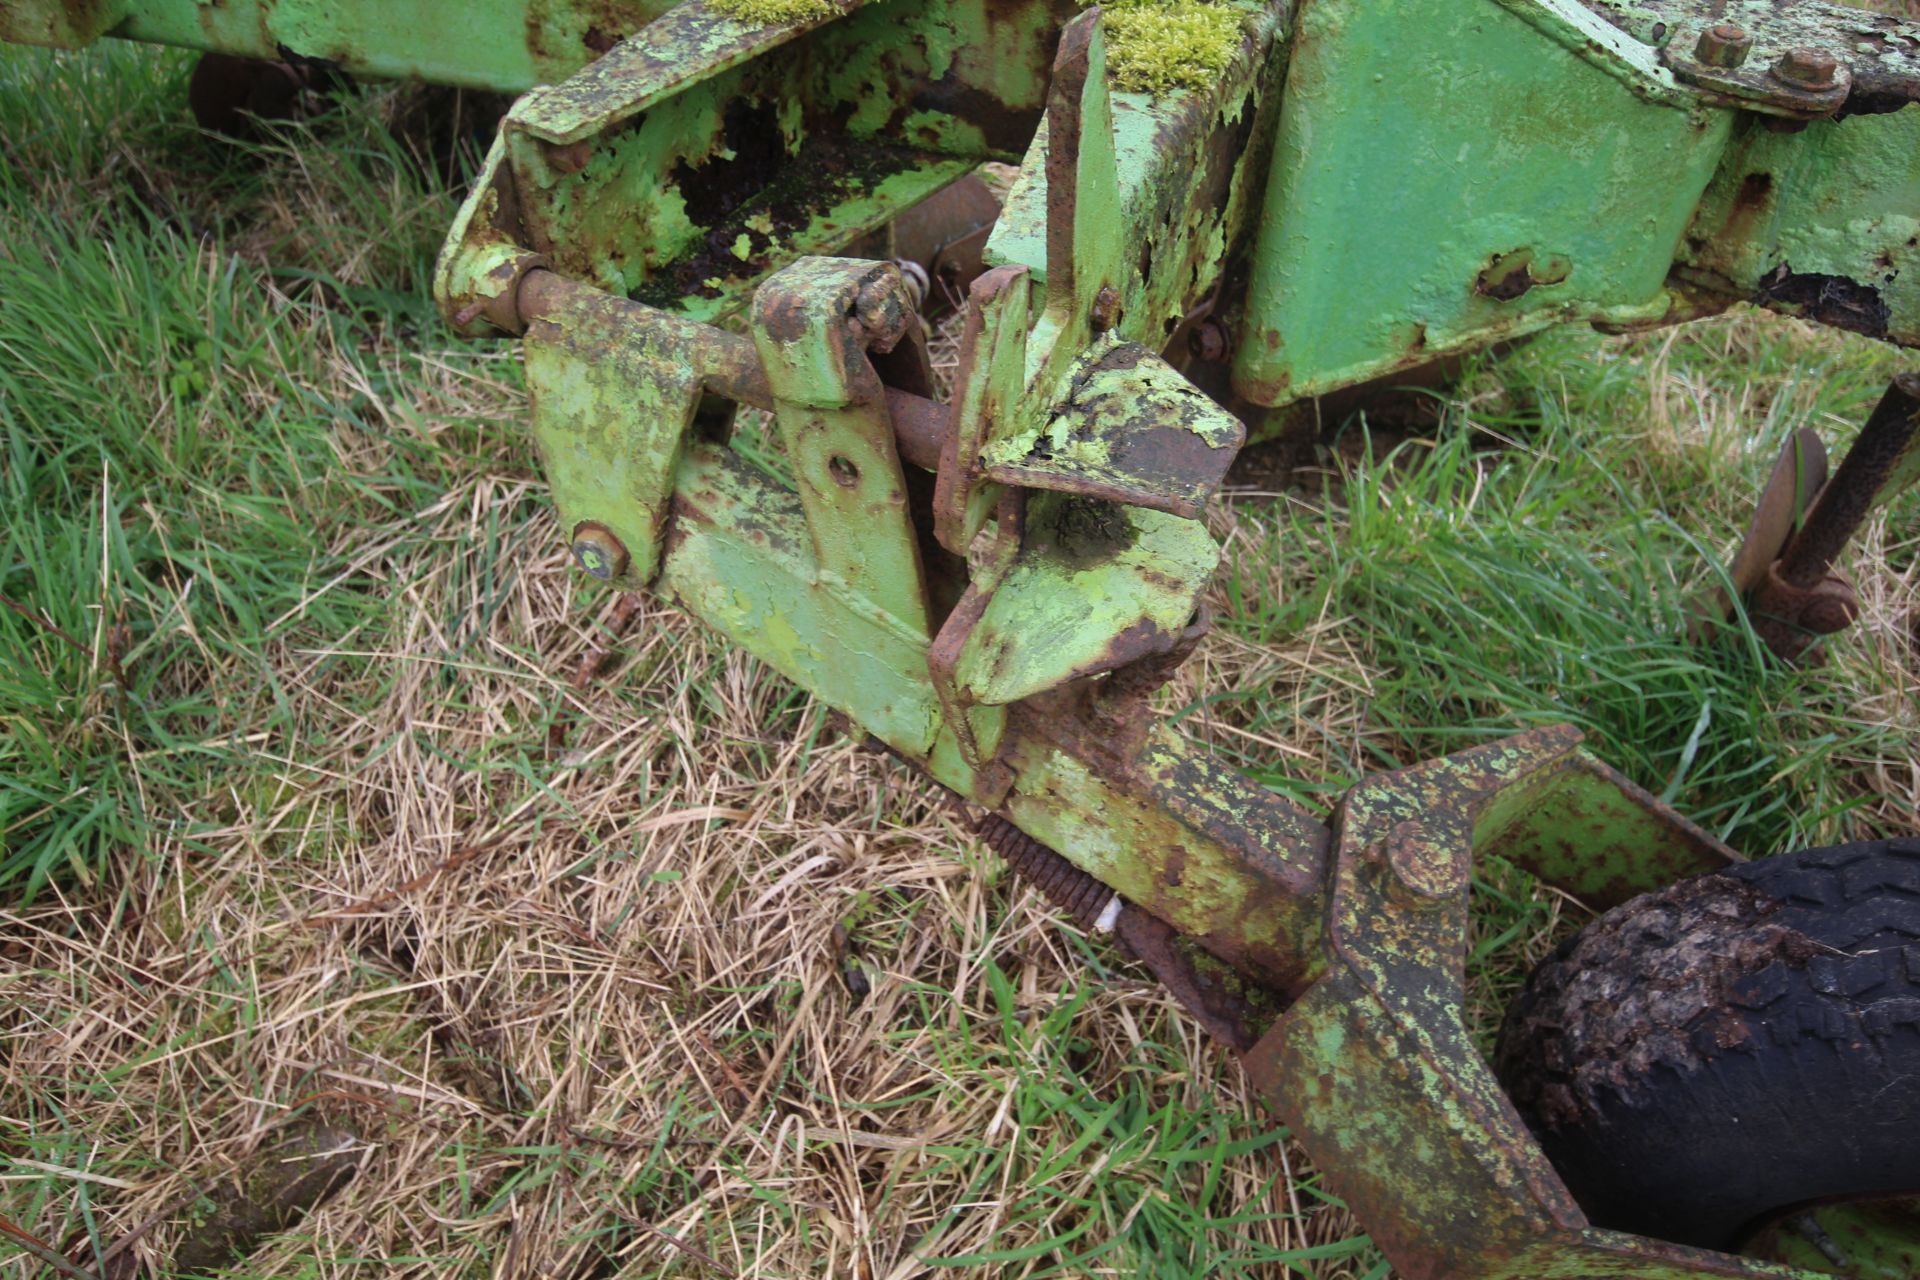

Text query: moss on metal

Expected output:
[709,0,835,24]
[1091,0,1240,95]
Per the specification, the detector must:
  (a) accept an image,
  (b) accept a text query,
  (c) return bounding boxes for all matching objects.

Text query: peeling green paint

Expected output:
[1680,110,1920,345]
[950,491,1217,706]
[983,339,1245,517]
[525,289,705,586]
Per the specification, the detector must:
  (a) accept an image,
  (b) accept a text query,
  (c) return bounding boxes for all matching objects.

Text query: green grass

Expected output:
[0,44,512,899]
[1214,324,1915,860]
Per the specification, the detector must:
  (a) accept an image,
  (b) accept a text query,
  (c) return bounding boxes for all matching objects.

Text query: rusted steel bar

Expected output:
[517,268,771,405]
[975,810,1279,1050]
[885,392,949,472]
[1746,372,1920,658]
[1776,372,1920,588]
[515,268,951,470]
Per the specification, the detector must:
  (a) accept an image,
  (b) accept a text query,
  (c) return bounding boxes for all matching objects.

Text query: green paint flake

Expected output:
[709,0,835,24]
[1088,0,1241,95]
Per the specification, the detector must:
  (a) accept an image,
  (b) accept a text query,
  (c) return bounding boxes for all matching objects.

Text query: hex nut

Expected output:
[1773,47,1839,89]
[570,522,629,581]
[1693,23,1752,70]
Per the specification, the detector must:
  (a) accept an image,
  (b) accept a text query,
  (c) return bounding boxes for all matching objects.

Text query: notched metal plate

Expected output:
[949,491,1219,706]
[983,343,1245,518]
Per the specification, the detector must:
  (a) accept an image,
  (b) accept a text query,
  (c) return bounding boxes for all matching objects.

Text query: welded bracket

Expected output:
[1245,728,1762,1280]
[752,257,932,638]
[524,286,705,588]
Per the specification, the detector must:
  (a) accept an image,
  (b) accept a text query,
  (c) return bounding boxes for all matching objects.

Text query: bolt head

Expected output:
[570,522,628,582]
[1801,590,1859,634]
[1090,285,1121,333]
[1384,820,1454,904]
[1803,598,1856,633]
[1188,319,1231,363]
[1773,47,1839,89]
[1693,23,1752,69]
[853,268,915,353]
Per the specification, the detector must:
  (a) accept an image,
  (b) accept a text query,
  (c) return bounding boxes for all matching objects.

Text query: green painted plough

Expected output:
[10,0,1920,1274]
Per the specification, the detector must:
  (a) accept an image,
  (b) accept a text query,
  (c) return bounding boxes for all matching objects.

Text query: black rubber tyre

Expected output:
[1494,838,1920,1251]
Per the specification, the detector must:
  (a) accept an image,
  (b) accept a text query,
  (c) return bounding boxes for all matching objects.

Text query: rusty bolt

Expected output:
[1802,594,1858,633]
[1772,47,1840,89]
[1188,319,1232,363]
[570,522,628,582]
[1090,285,1121,333]
[1693,23,1753,70]
[1383,820,1453,905]
[853,269,914,353]
[545,139,594,175]
[1799,578,1861,634]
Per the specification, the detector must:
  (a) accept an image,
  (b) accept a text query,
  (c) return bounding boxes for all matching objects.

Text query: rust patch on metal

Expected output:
[1754,264,1892,340]
[1475,248,1571,302]
[1717,170,1776,247]
[524,0,661,69]
[1111,908,1279,1051]
[1042,12,1096,302]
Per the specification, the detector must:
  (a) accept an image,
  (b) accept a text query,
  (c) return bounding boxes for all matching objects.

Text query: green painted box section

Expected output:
[1681,110,1920,347]
[5,0,677,91]
[1231,0,1732,406]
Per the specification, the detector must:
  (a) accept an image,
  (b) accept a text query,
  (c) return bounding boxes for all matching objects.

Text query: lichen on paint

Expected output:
[709,0,835,24]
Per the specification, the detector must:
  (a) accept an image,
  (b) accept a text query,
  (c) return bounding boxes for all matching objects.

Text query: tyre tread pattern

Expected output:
[1494,839,1920,1248]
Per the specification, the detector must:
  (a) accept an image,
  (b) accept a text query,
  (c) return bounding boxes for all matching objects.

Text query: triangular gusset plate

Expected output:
[982,342,1244,519]
[948,490,1218,707]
